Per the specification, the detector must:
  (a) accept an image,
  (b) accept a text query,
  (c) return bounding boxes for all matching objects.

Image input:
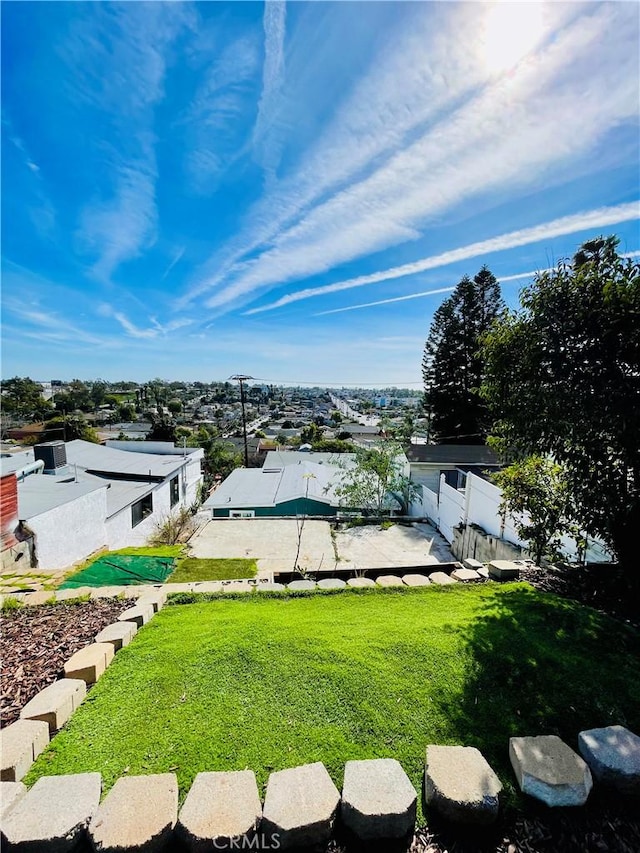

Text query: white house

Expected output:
[0,440,204,569]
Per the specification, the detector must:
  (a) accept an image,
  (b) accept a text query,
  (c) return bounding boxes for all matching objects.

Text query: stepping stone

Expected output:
[347,577,376,588]
[117,603,154,628]
[578,725,640,795]
[1,719,49,782]
[90,586,126,599]
[222,581,253,593]
[477,567,490,579]
[488,560,520,580]
[376,575,404,588]
[95,621,137,651]
[262,762,340,849]
[1,772,101,852]
[257,582,286,592]
[317,578,347,590]
[509,735,592,807]
[56,587,92,601]
[401,574,431,587]
[177,770,262,850]
[341,758,417,841]
[20,678,86,734]
[451,568,481,582]
[463,558,484,570]
[137,590,167,612]
[23,591,53,606]
[89,773,178,852]
[0,781,26,819]
[163,583,195,594]
[123,584,159,599]
[287,580,316,591]
[63,642,114,685]
[425,745,502,825]
[192,582,223,593]
[428,572,457,585]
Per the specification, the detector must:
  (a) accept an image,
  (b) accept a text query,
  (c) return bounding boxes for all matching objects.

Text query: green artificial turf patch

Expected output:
[26,584,640,819]
[168,558,257,583]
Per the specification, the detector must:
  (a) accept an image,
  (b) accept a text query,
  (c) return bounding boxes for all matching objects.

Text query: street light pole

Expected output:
[229,375,255,467]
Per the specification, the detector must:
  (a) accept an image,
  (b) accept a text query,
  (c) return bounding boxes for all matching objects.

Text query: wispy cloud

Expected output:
[252,0,287,176]
[246,201,640,314]
[161,247,186,280]
[200,3,637,312]
[101,306,193,339]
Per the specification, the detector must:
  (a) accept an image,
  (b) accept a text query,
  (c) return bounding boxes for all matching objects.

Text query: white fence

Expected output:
[411,472,612,563]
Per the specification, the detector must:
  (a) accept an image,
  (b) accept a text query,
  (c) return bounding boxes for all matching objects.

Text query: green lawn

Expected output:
[26,584,640,818]
[167,558,257,583]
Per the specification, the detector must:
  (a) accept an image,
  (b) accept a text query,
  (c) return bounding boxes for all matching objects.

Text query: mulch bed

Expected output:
[1,599,127,727]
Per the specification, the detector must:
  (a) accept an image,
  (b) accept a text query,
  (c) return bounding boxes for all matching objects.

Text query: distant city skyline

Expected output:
[2,1,639,384]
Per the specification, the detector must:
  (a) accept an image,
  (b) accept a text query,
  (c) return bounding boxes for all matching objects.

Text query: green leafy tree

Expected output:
[167,399,182,415]
[1,377,52,419]
[90,380,108,408]
[492,456,574,566]
[300,422,323,444]
[43,415,100,443]
[67,380,92,412]
[146,412,177,443]
[482,236,640,580]
[422,266,503,444]
[334,441,412,516]
[118,404,135,422]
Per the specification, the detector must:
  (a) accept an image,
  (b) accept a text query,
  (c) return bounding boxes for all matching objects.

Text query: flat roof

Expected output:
[406,444,500,465]
[18,476,107,519]
[263,450,356,470]
[65,439,187,479]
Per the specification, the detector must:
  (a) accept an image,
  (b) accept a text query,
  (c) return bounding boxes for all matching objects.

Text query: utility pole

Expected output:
[229,375,254,468]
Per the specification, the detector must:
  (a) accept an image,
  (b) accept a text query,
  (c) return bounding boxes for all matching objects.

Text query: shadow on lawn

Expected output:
[420,584,640,852]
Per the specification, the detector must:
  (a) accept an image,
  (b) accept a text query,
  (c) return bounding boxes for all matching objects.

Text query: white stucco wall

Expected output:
[28,488,108,570]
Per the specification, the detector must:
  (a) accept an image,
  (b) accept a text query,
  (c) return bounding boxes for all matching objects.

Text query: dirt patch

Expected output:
[1,599,127,727]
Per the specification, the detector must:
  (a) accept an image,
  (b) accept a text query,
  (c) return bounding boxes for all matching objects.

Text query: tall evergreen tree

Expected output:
[422,266,503,444]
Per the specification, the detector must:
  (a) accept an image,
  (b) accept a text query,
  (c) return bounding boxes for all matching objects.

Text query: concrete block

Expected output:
[1,772,101,852]
[117,603,154,628]
[376,575,404,588]
[341,758,417,841]
[136,590,167,613]
[347,577,376,588]
[451,568,481,582]
[123,584,159,599]
[578,725,640,795]
[287,580,316,591]
[316,578,347,590]
[222,582,253,593]
[427,572,457,585]
[63,642,114,685]
[95,621,137,651]
[177,770,262,851]
[425,745,502,825]
[401,574,431,587]
[90,586,126,600]
[192,582,223,593]
[20,678,86,734]
[509,735,592,807]
[55,587,92,601]
[488,560,520,580]
[163,583,195,594]
[477,567,490,579]
[1,720,49,782]
[89,773,178,852]
[23,591,53,606]
[257,582,286,592]
[463,558,484,570]
[0,781,27,819]
[262,762,340,850]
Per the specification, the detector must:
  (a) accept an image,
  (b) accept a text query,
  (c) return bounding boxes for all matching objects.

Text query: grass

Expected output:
[167,558,257,583]
[26,584,640,819]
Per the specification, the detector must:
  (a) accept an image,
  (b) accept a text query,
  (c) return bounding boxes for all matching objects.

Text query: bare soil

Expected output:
[1,598,127,727]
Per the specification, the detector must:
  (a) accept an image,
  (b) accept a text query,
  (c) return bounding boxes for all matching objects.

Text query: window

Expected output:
[229,509,255,518]
[170,475,179,508]
[131,494,153,527]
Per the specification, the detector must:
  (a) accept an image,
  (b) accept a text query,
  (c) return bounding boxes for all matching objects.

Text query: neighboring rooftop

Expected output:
[18,475,106,519]
[263,450,356,471]
[65,439,188,481]
[406,444,501,465]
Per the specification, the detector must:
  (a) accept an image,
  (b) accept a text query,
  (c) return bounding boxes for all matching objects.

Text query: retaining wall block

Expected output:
[89,773,178,852]
[1,772,101,852]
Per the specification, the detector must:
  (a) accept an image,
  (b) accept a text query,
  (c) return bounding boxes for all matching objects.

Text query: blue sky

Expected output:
[2,1,639,387]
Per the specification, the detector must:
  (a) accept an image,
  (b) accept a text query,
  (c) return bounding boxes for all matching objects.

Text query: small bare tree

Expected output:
[148,507,196,546]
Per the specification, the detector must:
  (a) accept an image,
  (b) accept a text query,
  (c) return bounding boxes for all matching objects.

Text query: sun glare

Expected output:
[480,2,546,74]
